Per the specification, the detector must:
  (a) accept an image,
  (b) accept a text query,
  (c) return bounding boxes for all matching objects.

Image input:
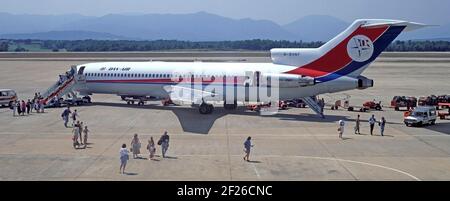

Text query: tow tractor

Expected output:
[363,100,382,111]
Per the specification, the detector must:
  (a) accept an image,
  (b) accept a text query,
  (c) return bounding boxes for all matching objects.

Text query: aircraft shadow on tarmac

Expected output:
[91,102,366,134]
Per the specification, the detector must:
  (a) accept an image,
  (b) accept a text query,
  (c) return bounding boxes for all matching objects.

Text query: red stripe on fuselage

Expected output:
[86,77,246,84]
[285,25,389,77]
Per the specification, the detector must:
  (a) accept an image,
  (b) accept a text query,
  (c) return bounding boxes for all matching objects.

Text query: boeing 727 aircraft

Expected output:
[42,19,427,116]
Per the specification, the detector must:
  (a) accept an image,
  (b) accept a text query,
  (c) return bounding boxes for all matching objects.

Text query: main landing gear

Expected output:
[199,102,214,114]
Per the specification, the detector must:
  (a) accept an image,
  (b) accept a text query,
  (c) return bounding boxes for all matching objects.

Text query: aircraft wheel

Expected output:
[199,103,209,114]
[207,104,214,114]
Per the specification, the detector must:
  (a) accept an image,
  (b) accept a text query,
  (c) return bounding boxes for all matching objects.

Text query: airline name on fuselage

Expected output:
[99,67,131,71]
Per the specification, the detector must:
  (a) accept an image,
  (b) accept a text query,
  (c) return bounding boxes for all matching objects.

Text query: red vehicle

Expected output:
[418,95,439,109]
[437,95,450,108]
[391,96,417,111]
[438,103,450,119]
[363,100,382,111]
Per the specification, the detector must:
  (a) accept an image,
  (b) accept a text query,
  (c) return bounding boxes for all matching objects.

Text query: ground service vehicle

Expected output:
[391,96,417,111]
[404,106,437,127]
[418,95,439,109]
[0,89,17,107]
[363,100,382,111]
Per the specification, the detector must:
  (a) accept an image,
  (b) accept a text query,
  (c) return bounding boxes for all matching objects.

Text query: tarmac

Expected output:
[0,52,449,180]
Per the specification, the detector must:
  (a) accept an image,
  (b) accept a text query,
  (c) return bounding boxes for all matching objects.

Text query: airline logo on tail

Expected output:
[347,35,374,62]
[283,21,413,82]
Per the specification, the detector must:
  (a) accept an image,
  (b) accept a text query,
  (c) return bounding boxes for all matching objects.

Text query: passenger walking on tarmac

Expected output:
[26,99,31,115]
[39,98,45,113]
[79,122,84,145]
[71,109,79,127]
[21,100,26,116]
[30,98,34,113]
[83,126,89,148]
[12,100,17,116]
[379,117,386,136]
[34,99,39,113]
[243,136,254,162]
[338,120,345,139]
[119,144,129,174]
[147,137,156,160]
[16,101,21,116]
[158,131,170,158]
[61,107,71,128]
[72,124,80,149]
[354,115,361,134]
[369,115,377,135]
[131,133,141,159]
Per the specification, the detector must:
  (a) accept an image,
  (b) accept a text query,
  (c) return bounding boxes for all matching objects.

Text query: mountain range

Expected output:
[0,12,448,42]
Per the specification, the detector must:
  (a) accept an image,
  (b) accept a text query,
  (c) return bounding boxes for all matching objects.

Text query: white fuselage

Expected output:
[74,61,360,103]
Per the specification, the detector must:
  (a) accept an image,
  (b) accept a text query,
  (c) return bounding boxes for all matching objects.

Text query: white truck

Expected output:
[0,89,17,108]
[404,106,437,127]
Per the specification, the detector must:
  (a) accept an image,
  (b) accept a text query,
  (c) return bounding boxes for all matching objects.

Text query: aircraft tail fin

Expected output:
[277,19,428,82]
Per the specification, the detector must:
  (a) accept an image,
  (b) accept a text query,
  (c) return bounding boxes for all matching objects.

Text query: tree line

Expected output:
[1,39,450,52]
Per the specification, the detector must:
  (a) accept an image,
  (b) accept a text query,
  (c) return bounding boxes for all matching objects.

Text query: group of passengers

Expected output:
[118,132,255,174]
[119,131,171,174]
[61,106,89,149]
[339,114,387,139]
[10,92,45,116]
[57,69,75,86]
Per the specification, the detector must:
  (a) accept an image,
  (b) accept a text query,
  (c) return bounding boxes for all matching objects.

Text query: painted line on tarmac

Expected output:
[172,154,421,181]
[262,155,421,181]
[251,163,261,179]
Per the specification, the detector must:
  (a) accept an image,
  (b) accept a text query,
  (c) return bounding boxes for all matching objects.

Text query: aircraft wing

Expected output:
[163,85,219,105]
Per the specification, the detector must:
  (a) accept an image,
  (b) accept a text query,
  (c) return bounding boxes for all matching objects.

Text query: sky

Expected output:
[1,0,449,25]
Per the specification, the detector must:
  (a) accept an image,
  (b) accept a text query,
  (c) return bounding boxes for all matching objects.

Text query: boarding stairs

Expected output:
[41,76,77,104]
[41,66,86,105]
[301,96,325,118]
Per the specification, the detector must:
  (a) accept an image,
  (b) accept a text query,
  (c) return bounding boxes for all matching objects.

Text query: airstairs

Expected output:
[41,66,85,105]
[301,96,325,118]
